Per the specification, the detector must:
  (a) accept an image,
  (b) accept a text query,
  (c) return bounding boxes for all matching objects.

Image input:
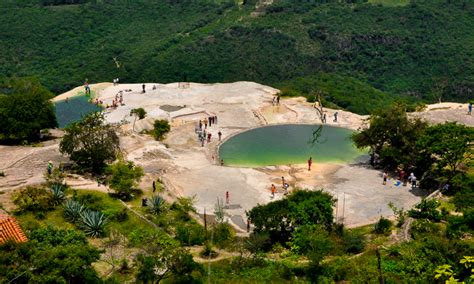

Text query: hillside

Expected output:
[1,0,474,114]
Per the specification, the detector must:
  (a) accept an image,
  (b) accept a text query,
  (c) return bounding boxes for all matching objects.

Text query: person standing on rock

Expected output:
[207,133,212,143]
[468,102,472,115]
[308,157,313,171]
[383,171,388,185]
[153,180,156,193]
[334,112,338,122]
[226,191,230,204]
[142,84,146,93]
[276,95,280,106]
[281,176,285,188]
[218,131,222,141]
[271,184,276,197]
[204,119,208,129]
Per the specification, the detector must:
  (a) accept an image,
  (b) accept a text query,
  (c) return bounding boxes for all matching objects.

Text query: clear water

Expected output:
[219,124,365,167]
[54,95,101,128]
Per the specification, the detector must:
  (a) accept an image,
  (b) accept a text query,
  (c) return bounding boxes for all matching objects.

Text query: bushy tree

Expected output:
[352,103,429,172]
[247,189,335,243]
[0,226,100,283]
[60,112,120,173]
[152,119,171,140]
[0,77,57,143]
[105,160,144,199]
[417,122,474,182]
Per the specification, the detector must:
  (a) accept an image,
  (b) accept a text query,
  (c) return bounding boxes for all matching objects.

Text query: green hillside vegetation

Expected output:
[1,0,474,114]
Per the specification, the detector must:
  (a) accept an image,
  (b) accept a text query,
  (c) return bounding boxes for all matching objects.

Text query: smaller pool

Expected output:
[219,124,365,167]
[55,95,102,128]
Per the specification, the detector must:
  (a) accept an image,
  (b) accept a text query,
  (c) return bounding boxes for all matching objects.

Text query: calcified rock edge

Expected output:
[1,82,472,230]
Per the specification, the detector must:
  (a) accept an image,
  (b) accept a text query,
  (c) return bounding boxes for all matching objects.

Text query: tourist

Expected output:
[308,157,313,171]
[226,191,230,204]
[84,79,91,96]
[218,131,222,141]
[271,184,276,197]
[399,169,407,186]
[47,161,53,175]
[65,97,69,103]
[323,113,327,123]
[468,102,472,115]
[152,85,157,90]
[204,119,208,129]
[408,173,417,188]
[152,180,156,193]
[281,176,285,187]
[220,159,224,166]
[383,171,388,185]
[142,83,146,93]
[272,97,276,106]
[199,120,202,130]
[334,112,338,122]
[207,133,212,143]
[283,183,289,194]
[247,219,250,233]
[208,116,212,127]
[276,95,280,105]
[214,115,218,124]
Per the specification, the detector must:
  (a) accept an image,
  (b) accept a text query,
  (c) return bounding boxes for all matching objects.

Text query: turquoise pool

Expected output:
[218,124,365,167]
[54,95,101,128]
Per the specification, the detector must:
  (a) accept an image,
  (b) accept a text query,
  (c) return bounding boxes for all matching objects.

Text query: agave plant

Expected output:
[49,183,67,206]
[80,210,109,237]
[63,199,84,223]
[148,195,165,215]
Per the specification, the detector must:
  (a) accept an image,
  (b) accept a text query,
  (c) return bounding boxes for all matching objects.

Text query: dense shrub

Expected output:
[13,186,54,213]
[152,119,171,141]
[374,217,392,234]
[408,199,442,221]
[212,222,235,248]
[175,223,206,246]
[342,230,366,254]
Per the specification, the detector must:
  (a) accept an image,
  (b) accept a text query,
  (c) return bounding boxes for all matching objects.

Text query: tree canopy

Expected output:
[0,77,57,143]
[105,160,144,200]
[59,112,120,173]
[247,189,335,244]
[0,226,100,283]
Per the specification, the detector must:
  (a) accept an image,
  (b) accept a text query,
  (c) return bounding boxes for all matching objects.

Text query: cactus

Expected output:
[49,183,66,206]
[63,199,84,223]
[148,195,165,215]
[80,210,109,237]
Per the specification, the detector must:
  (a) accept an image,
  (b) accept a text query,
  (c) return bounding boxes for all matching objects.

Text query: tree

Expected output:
[105,160,144,199]
[247,189,335,244]
[152,119,171,141]
[0,226,100,283]
[417,122,474,182]
[60,112,120,173]
[352,103,429,172]
[0,77,57,143]
[290,225,333,267]
[130,108,146,132]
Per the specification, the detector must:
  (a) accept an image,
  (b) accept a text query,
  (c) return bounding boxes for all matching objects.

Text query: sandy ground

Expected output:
[1,82,472,230]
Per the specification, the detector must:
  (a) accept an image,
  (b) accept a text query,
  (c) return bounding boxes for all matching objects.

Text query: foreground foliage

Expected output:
[0,226,100,283]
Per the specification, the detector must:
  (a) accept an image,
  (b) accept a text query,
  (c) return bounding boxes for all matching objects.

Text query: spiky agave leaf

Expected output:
[63,199,84,223]
[80,210,109,237]
[148,195,165,215]
[49,183,66,206]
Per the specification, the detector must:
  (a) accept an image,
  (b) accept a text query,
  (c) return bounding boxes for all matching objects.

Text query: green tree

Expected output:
[59,112,120,174]
[291,224,334,267]
[417,122,474,182]
[0,77,57,143]
[0,226,100,283]
[105,160,144,200]
[247,189,334,244]
[130,107,147,132]
[152,119,171,141]
[352,103,429,172]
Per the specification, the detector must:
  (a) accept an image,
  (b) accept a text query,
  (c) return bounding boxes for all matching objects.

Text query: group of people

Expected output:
[270,176,290,198]
[112,78,120,86]
[195,115,221,147]
[383,169,417,189]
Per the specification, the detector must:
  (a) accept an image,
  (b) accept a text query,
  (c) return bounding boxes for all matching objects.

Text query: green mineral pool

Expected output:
[55,95,102,128]
[219,124,365,167]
